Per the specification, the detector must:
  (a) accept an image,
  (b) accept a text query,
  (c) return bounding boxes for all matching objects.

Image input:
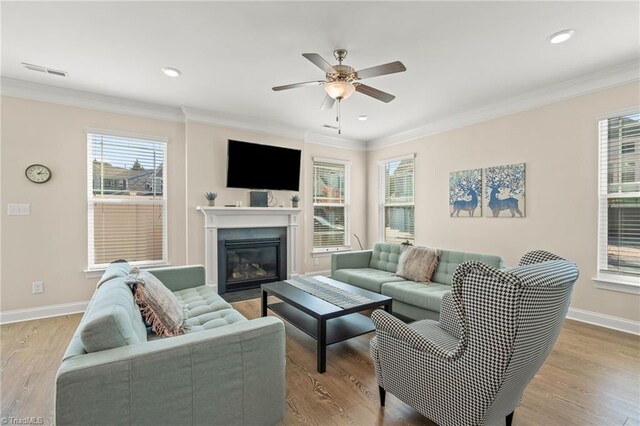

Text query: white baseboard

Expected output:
[0,301,89,325]
[303,270,331,277]
[567,307,640,335]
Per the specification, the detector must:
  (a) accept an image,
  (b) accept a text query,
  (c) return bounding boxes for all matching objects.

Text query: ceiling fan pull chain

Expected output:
[338,100,342,135]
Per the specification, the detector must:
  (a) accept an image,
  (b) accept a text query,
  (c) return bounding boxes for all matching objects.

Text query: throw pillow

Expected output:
[126,268,188,337]
[396,245,440,283]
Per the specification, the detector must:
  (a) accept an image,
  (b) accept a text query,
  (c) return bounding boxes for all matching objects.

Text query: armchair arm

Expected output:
[371,310,457,359]
[147,265,205,292]
[438,292,461,339]
[331,250,372,275]
[56,317,285,426]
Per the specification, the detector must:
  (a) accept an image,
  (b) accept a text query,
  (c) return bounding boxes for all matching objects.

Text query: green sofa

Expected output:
[55,262,285,426]
[331,243,504,321]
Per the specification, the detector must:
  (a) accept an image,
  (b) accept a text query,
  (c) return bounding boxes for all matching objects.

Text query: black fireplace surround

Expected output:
[217,227,287,294]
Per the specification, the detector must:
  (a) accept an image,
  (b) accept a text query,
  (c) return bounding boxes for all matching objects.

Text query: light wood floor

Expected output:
[1,299,639,425]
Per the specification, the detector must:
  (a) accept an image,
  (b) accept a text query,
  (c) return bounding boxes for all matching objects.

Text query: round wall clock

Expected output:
[25,164,52,184]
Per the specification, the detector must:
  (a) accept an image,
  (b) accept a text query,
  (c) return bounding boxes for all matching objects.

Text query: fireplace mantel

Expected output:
[197,206,301,289]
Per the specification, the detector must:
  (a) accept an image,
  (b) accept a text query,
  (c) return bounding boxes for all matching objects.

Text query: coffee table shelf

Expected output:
[267,301,376,345]
[262,276,392,373]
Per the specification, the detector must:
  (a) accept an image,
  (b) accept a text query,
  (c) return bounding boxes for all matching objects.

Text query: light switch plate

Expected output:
[7,204,30,216]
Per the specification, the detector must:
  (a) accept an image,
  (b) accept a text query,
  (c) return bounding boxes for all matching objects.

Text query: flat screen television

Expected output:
[226,140,301,191]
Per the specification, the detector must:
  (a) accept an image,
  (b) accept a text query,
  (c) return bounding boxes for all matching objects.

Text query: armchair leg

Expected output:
[378,386,386,407]
[506,411,514,426]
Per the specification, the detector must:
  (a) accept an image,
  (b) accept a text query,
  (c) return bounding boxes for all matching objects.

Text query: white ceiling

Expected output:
[2,1,639,141]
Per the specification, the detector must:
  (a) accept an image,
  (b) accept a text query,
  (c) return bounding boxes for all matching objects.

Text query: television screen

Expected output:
[226,140,301,191]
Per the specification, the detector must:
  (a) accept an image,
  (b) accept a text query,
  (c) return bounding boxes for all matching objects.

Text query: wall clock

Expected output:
[25,164,52,184]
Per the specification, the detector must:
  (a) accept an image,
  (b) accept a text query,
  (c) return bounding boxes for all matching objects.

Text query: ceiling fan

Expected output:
[272,49,406,134]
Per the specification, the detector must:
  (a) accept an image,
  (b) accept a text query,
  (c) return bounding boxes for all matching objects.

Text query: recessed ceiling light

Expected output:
[548,29,575,44]
[358,115,368,121]
[161,67,181,78]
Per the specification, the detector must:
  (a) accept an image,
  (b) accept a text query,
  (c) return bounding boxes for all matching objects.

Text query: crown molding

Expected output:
[1,77,184,122]
[367,60,640,150]
[304,131,367,151]
[180,106,308,141]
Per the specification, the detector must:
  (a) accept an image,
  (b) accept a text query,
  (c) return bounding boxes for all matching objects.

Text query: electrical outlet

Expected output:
[32,281,44,294]
[314,258,319,266]
[8,203,31,216]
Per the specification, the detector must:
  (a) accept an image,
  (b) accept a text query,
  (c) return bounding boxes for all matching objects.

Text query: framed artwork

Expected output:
[484,163,525,218]
[449,168,482,217]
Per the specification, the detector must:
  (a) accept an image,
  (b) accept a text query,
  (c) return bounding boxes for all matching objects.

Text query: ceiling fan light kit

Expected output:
[273,49,406,135]
[324,81,355,100]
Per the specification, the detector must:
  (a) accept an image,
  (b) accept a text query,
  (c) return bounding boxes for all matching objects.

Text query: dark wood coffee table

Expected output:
[261,276,392,373]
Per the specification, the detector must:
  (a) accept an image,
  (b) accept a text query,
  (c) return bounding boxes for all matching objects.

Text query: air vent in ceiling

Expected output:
[22,62,67,77]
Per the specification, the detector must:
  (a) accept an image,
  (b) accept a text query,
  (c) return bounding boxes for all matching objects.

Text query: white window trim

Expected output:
[312,157,351,252]
[86,130,169,271]
[595,114,640,293]
[592,273,640,295]
[378,153,416,243]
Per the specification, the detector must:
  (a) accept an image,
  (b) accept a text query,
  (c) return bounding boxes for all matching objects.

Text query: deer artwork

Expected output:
[488,186,523,217]
[451,189,479,217]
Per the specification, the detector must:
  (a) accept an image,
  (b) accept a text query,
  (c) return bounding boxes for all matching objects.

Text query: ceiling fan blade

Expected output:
[356,61,406,80]
[355,84,396,103]
[320,94,335,110]
[272,80,324,91]
[302,53,337,74]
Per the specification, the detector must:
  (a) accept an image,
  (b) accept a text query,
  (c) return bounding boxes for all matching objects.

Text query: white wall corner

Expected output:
[567,307,640,335]
[304,131,368,151]
[367,59,640,150]
[0,301,89,325]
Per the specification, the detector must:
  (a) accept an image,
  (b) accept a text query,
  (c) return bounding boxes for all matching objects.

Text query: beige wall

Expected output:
[0,96,186,311]
[184,122,305,268]
[2,83,638,323]
[367,82,640,322]
[183,121,368,275]
[0,97,367,313]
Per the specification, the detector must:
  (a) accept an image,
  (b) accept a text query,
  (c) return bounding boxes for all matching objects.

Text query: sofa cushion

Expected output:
[128,269,188,337]
[173,285,247,332]
[432,250,504,285]
[369,243,404,272]
[80,278,148,353]
[396,246,440,282]
[332,268,406,293]
[381,281,451,313]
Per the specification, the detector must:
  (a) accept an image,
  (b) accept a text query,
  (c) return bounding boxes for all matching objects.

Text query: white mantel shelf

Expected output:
[197,206,301,215]
[197,206,302,289]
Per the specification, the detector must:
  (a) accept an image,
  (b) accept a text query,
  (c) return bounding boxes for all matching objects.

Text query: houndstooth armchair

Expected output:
[370,250,579,426]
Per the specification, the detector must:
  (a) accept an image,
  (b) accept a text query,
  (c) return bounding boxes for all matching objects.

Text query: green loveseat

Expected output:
[55,262,285,426]
[331,243,504,321]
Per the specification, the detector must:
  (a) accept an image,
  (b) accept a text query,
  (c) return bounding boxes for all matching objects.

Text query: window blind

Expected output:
[313,159,350,250]
[380,156,415,244]
[87,133,167,269]
[599,113,640,277]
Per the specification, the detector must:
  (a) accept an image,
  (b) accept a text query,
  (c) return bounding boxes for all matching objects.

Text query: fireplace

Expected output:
[217,227,287,293]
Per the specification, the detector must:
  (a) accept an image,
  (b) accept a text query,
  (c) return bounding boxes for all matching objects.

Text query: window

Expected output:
[598,113,640,285]
[379,155,415,244]
[87,132,167,270]
[313,158,350,252]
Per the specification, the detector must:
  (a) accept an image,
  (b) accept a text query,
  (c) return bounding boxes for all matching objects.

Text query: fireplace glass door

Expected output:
[225,239,280,288]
